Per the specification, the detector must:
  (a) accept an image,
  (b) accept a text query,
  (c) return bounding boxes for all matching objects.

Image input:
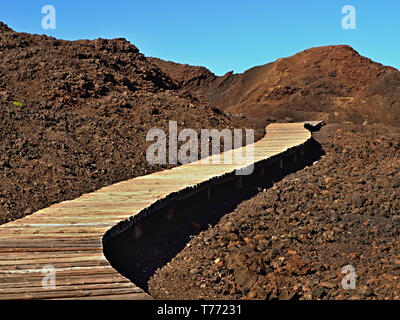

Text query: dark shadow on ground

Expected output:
[103,138,325,293]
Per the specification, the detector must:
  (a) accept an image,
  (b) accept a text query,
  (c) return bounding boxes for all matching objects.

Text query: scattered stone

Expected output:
[312,287,326,299]
[351,192,365,208]
[190,268,201,275]
[23,207,33,215]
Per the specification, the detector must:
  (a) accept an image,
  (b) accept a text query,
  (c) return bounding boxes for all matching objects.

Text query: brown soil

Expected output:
[147,124,400,300]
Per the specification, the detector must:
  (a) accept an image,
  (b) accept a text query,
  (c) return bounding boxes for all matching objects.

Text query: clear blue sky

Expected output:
[1,1,399,75]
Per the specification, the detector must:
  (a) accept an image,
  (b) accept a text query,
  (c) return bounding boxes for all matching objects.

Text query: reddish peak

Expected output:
[287,45,362,63]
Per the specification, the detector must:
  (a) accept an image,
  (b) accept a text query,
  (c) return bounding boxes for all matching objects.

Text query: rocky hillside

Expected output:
[0,21,244,224]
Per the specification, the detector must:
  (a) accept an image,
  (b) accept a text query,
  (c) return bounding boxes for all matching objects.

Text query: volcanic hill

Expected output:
[150,45,400,129]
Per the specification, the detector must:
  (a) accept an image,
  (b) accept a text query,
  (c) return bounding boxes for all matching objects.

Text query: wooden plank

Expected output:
[0,275,132,289]
[0,287,146,300]
[0,266,122,279]
[0,281,139,295]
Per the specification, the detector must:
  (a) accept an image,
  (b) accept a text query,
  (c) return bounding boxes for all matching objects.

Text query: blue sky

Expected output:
[1,1,399,75]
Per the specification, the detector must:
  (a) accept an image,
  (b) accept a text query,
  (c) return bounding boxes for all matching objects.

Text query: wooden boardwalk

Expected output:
[0,121,323,299]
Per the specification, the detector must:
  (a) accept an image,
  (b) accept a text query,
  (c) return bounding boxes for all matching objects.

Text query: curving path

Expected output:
[0,121,323,299]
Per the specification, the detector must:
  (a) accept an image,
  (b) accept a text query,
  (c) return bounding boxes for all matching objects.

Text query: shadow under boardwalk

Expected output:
[103,138,325,293]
